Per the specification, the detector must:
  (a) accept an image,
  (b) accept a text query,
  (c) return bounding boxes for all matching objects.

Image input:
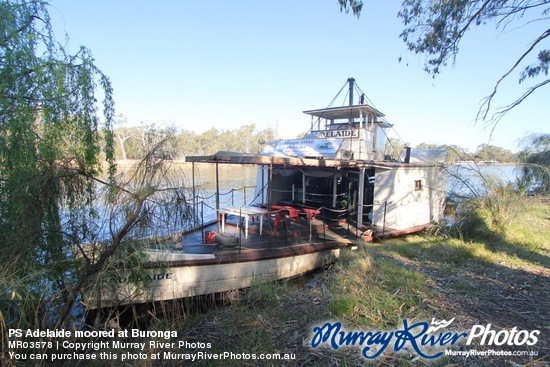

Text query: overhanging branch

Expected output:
[486,78,550,136]
[477,28,550,125]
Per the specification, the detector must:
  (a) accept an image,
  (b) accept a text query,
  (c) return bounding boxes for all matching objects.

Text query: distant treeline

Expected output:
[113,117,543,166]
[412,142,519,163]
[113,119,278,160]
[384,137,545,164]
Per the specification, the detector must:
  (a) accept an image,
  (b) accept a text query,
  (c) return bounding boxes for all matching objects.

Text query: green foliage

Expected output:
[0,0,115,329]
[338,0,363,18]
[521,46,550,82]
[474,143,517,163]
[394,0,549,125]
[328,295,358,317]
[113,119,279,160]
[413,141,519,163]
[385,237,474,264]
[326,248,431,328]
[245,277,289,307]
[453,179,526,238]
[517,133,550,194]
[398,1,547,77]
[384,137,404,160]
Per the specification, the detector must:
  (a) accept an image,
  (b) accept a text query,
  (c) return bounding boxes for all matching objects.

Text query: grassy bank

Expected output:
[3,197,547,366]
[63,195,544,367]
[163,196,548,366]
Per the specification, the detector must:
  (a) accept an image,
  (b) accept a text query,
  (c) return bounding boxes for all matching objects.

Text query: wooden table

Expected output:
[219,206,267,239]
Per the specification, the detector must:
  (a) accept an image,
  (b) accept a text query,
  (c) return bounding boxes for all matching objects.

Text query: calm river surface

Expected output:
[105,162,522,238]
[185,163,523,225]
[447,164,523,198]
[187,162,522,199]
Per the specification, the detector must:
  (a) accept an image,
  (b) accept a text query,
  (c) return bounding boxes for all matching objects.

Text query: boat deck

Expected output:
[144,214,357,258]
[144,211,432,260]
[328,219,434,243]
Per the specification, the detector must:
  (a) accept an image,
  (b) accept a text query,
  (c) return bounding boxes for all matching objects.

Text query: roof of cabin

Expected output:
[185,151,444,169]
[303,104,385,120]
[400,149,447,163]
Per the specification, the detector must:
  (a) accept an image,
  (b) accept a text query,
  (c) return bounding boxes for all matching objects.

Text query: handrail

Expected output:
[192,185,256,201]
[187,183,388,245]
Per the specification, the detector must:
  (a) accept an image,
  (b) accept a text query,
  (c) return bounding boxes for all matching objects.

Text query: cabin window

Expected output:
[415,180,422,191]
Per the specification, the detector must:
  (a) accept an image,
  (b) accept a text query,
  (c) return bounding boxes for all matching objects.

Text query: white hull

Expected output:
[83,246,339,309]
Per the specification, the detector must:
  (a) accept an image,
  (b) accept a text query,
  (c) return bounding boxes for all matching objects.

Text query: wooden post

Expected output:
[268,163,273,208]
[215,157,220,231]
[302,172,306,204]
[332,174,338,208]
[192,162,197,227]
[357,168,365,229]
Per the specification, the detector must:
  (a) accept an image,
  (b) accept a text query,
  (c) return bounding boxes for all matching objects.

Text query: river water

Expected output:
[184,163,258,225]
[447,164,523,198]
[100,162,523,240]
[189,162,522,201]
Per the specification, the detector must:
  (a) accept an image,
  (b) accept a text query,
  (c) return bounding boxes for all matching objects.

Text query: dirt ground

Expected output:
[385,251,550,366]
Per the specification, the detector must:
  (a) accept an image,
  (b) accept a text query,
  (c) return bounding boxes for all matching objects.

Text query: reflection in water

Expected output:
[447,164,522,198]
[186,163,258,226]
[96,162,524,241]
[89,162,258,241]
[188,163,257,192]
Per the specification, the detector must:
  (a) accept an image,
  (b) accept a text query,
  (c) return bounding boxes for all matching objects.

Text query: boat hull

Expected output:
[83,244,340,309]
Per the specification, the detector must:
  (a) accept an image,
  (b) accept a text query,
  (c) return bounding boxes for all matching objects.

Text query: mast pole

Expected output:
[348,77,355,125]
[348,77,355,106]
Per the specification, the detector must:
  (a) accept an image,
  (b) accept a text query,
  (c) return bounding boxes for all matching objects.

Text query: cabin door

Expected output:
[347,168,375,227]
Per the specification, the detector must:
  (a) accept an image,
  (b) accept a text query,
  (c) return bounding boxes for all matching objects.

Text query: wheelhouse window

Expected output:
[415,180,422,191]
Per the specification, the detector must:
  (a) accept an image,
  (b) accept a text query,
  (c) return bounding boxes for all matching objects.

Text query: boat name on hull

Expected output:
[321,130,358,138]
[105,272,174,284]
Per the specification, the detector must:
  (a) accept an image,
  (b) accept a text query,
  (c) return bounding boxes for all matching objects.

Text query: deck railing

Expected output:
[187,185,388,245]
[189,185,256,228]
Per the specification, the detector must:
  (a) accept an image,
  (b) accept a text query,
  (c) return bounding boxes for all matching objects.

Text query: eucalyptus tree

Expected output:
[474,143,518,162]
[518,133,549,193]
[385,137,405,161]
[398,0,549,128]
[114,113,133,160]
[340,0,549,128]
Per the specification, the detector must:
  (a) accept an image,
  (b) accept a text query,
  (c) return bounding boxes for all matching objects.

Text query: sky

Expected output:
[47,1,548,153]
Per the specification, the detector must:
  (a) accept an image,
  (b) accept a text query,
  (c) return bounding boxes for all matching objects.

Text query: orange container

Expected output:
[205,231,216,244]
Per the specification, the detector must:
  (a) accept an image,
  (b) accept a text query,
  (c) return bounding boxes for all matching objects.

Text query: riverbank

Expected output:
[165,195,548,366]
[3,197,547,366]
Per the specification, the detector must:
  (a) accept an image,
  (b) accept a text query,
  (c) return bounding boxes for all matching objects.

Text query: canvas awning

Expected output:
[303,104,385,120]
[185,151,351,168]
[185,151,442,169]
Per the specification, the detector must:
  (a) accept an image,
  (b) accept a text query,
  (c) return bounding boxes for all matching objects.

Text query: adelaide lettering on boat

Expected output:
[321,129,358,138]
[105,272,174,283]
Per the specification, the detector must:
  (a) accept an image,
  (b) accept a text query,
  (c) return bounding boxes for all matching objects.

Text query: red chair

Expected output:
[301,207,321,221]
